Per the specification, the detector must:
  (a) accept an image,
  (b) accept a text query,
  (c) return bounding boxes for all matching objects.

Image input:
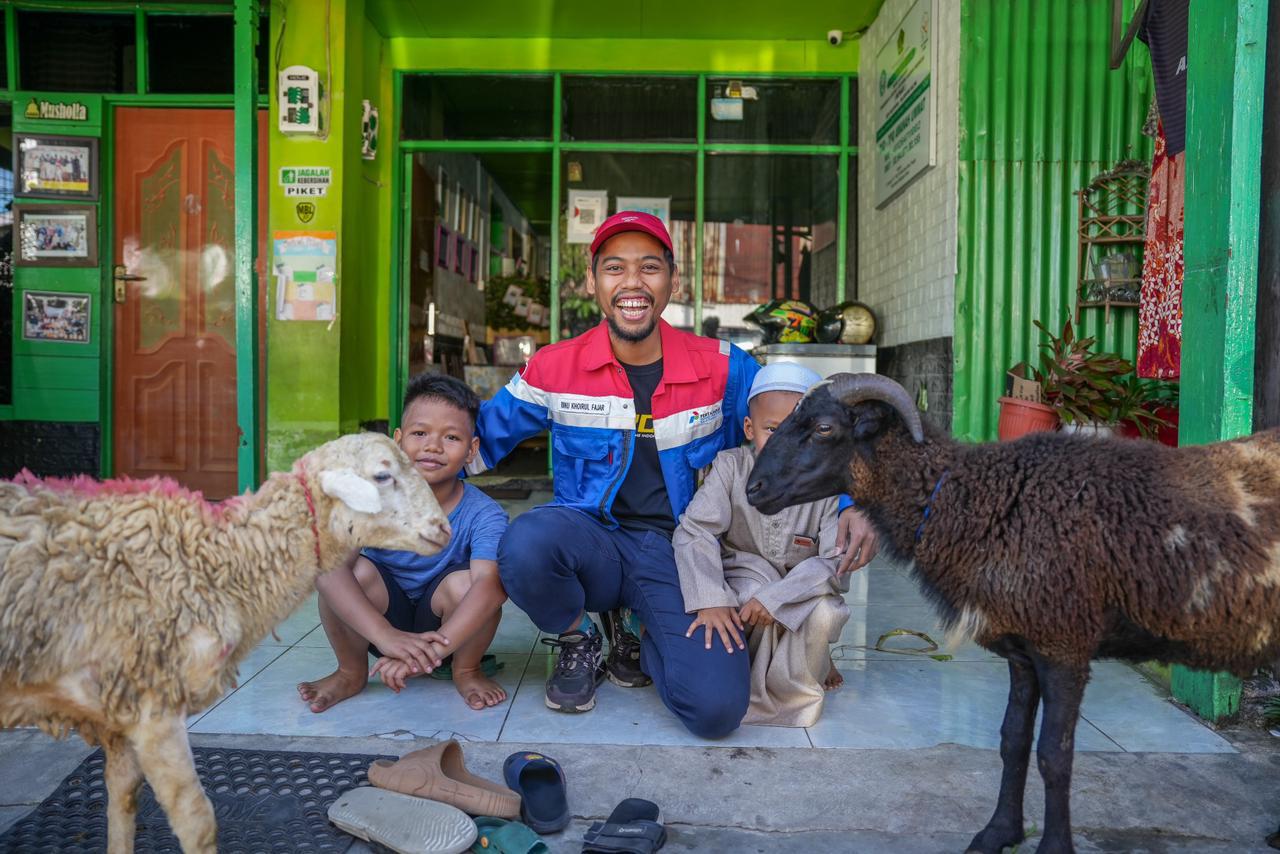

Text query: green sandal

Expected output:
[470,817,548,853]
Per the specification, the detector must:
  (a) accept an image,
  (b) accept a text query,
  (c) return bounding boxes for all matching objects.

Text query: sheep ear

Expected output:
[318,469,382,514]
[852,405,884,441]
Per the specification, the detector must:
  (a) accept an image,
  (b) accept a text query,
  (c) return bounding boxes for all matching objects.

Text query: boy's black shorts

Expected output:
[367,561,470,659]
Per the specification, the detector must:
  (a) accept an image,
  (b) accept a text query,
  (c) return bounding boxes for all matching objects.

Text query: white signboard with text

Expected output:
[875,0,936,207]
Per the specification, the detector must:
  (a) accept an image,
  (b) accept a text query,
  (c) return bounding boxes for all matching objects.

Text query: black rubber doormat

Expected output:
[0,746,396,853]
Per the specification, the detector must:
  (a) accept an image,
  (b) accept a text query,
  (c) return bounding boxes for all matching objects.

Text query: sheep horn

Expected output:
[825,373,925,444]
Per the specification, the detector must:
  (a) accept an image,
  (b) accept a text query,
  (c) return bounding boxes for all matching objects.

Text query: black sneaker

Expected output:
[601,608,652,688]
[541,627,605,713]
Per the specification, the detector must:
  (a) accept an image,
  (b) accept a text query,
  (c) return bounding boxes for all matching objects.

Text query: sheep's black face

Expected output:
[746,384,875,515]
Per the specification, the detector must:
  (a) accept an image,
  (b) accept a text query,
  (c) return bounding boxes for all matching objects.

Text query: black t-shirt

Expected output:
[611,360,676,535]
[1138,0,1188,156]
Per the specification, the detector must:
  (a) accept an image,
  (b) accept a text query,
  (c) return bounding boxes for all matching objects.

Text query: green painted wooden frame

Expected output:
[389,69,860,423]
[0,1,269,485]
[1172,0,1269,723]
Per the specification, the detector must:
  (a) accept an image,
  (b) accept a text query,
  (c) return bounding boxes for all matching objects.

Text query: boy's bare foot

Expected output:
[452,665,507,710]
[823,657,844,691]
[297,669,366,713]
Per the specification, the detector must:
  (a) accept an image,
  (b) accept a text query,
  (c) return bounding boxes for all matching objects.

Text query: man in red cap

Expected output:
[469,211,876,736]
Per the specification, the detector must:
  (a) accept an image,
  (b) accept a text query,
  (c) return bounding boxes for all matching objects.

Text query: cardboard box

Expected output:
[1006,363,1042,403]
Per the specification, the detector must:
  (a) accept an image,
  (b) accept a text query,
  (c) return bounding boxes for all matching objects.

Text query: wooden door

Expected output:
[113,108,265,498]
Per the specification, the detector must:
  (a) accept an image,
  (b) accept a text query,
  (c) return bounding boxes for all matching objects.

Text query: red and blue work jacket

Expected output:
[469,320,760,527]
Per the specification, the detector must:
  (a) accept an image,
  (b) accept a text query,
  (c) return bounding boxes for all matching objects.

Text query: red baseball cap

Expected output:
[589,210,673,256]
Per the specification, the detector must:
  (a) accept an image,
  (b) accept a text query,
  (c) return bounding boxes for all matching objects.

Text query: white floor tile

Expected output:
[191,646,525,741]
[489,603,541,655]
[498,655,811,748]
[186,643,288,727]
[807,659,1121,752]
[1079,662,1235,754]
[831,602,1000,663]
[843,564,930,606]
[270,591,321,645]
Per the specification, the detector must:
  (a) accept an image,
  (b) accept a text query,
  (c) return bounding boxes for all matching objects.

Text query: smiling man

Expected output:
[471,212,877,737]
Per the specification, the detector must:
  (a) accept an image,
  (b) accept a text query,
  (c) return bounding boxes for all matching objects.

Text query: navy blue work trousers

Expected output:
[498,505,749,739]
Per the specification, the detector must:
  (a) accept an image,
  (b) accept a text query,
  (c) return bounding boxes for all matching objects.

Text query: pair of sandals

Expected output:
[328,740,571,853]
[329,740,665,853]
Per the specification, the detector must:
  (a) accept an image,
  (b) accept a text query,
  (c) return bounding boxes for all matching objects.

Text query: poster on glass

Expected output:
[22,290,91,343]
[15,134,98,200]
[15,205,98,267]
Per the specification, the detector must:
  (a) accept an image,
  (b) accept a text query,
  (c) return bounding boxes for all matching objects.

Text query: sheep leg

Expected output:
[1031,657,1087,854]
[966,654,1040,854]
[103,736,143,854]
[127,714,217,854]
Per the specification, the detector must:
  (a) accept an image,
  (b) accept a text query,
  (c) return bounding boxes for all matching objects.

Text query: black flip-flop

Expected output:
[581,798,666,853]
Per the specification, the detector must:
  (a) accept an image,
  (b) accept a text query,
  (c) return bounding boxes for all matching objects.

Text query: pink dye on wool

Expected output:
[7,469,249,518]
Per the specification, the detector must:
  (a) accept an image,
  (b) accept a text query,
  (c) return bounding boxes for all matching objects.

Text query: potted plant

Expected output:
[1114,376,1179,445]
[996,362,1060,441]
[1035,319,1133,437]
[560,283,600,339]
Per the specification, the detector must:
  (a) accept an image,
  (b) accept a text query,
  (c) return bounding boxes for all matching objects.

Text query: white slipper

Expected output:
[328,786,477,854]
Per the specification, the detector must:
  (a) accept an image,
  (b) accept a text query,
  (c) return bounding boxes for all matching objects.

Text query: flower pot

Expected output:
[1059,421,1120,439]
[997,396,1059,441]
[1117,405,1179,446]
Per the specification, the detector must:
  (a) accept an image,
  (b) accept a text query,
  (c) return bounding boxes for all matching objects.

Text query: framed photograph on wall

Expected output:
[15,134,99,200]
[22,290,92,343]
[15,204,98,267]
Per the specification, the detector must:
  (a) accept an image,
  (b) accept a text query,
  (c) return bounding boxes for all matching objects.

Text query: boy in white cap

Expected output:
[673,362,853,727]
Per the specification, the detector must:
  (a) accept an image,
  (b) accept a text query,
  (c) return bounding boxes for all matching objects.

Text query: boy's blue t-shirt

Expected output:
[362,482,508,600]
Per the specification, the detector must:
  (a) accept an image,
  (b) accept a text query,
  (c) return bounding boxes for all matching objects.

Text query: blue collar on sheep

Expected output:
[914,469,950,542]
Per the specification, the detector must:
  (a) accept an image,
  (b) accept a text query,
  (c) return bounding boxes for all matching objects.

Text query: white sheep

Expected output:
[0,432,450,854]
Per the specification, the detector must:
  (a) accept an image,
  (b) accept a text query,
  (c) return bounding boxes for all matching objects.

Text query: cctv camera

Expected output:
[827,29,843,46]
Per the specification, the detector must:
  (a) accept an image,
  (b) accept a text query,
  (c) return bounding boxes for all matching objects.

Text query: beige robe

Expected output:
[673,446,849,727]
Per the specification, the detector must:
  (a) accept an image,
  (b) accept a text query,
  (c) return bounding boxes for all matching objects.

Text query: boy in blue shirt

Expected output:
[300,374,510,711]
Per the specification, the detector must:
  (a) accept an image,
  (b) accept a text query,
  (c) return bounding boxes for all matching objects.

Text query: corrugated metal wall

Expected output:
[953,0,1154,440]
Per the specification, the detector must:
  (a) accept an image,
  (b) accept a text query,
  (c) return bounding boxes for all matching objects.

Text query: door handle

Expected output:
[113,265,147,303]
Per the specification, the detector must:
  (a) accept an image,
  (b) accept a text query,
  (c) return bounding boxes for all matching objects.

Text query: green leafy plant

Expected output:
[1110,375,1177,439]
[1263,695,1280,726]
[484,274,549,331]
[1034,319,1133,426]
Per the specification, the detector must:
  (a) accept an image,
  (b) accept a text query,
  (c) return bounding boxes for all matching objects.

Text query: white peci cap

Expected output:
[748,362,824,402]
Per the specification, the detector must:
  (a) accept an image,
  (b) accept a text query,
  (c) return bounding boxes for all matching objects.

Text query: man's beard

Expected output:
[607,314,657,343]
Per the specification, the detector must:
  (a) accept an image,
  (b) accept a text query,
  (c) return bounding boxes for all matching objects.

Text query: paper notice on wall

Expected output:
[273,231,337,322]
[567,189,608,244]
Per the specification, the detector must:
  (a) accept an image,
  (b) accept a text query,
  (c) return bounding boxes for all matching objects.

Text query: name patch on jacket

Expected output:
[559,399,610,415]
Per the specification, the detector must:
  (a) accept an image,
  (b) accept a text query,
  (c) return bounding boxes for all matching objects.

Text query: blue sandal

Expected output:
[502,751,570,834]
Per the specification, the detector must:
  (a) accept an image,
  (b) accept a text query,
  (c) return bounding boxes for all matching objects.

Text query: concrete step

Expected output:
[2,729,1276,852]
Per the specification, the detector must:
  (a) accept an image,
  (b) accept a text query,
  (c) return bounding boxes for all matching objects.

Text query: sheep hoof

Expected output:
[966,823,1024,854]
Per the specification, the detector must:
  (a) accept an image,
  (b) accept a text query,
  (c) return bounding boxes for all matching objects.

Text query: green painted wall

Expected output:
[338,4,394,434]
[265,0,354,471]
[386,36,859,74]
[952,0,1153,441]
[8,93,105,424]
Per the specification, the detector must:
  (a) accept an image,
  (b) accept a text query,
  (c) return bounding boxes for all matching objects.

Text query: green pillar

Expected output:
[234,0,260,491]
[266,0,354,471]
[1175,0,1269,721]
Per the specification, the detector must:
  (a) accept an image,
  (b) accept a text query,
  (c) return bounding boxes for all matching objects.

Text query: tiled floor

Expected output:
[187,493,1235,755]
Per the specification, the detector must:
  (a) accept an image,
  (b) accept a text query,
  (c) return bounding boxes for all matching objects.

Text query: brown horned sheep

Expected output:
[745,373,1280,854]
[0,432,451,854]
